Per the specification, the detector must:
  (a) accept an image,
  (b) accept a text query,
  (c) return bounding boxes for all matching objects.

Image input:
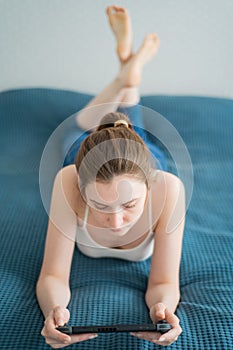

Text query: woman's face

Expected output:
[85,175,148,236]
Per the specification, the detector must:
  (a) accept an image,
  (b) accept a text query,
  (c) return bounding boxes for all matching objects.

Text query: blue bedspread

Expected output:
[0,88,232,349]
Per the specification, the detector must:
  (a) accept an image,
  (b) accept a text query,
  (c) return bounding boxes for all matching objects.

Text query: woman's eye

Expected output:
[94,201,137,210]
[124,202,137,209]
[95,205,108,210]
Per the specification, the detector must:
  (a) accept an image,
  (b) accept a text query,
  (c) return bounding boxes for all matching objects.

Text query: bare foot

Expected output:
[136,33,160,66]
[106,5,133,62]
[117,33,160,87]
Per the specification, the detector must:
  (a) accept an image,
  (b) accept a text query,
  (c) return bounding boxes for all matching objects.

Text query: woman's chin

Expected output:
[109,223,134,236]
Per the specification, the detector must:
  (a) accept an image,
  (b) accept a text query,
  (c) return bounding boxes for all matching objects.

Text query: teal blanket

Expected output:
[0,88,232,349]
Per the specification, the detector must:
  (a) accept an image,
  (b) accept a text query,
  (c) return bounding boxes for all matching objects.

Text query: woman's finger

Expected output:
[163,308,181,329]
[45,333,98,348]
[154,302,166,319]
[155,309,182,343]
[68,333,98,344]
[44,336,70,349]
[156,324,182,344]
[130,331,160,342]
[53,306,70,326]
[43,316,71,343]
[149,302,167,323]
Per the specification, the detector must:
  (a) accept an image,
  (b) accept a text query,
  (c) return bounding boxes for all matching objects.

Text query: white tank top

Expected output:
[75,187,154,261]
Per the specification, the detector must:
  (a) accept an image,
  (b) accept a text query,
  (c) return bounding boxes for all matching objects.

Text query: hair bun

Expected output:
[114,119,129,128]
[97,112,133,131]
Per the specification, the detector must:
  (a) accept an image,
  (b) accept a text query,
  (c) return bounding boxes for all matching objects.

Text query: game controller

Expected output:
[56,320,171,334]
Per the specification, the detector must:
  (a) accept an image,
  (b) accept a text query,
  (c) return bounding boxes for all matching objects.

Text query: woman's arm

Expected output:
[130,173,184,345]
[145,172,185,311]
[36,165,77,318]
[37,165,99,347]
[36,226,75,318]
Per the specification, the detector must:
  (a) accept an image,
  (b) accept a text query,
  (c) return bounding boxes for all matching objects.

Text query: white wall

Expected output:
[1,0,233,98]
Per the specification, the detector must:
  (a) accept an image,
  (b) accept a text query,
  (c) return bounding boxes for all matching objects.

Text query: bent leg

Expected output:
[63,3,160,166]
[76,33,159,132]
[62,86,140,167]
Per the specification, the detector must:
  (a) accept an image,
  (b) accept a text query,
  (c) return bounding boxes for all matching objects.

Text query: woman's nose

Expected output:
[107,211,124,228]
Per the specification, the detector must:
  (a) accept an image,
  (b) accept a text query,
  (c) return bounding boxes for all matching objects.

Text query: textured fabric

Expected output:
[0,88,233,350]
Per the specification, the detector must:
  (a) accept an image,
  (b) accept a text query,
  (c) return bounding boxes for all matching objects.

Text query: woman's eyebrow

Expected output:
[89,198,139,206]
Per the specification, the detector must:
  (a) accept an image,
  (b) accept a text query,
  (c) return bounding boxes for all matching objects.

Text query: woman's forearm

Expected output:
[36,275,71,318]
[145,283,180,314]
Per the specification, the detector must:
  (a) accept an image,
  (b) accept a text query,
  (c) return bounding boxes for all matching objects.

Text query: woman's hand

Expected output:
[41,306,98,348]
[130,302,182,346]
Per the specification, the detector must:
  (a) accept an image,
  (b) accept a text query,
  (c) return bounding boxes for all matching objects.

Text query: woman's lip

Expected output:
[110,225,131,233]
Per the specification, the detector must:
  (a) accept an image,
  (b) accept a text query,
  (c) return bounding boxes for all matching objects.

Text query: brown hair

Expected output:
[75,112,154,196]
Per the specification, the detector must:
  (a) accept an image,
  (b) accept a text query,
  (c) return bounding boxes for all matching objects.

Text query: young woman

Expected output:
[36,5,184,348]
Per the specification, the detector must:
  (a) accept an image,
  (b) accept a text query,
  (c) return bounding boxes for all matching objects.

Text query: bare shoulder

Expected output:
[151,170,185,233]
[57,164,77,184]
[55,165,81,213]
[152,170,185,199]
[154,170,184,187]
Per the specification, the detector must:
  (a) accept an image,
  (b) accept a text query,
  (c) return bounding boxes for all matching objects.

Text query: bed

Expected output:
[0,88,232,349]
